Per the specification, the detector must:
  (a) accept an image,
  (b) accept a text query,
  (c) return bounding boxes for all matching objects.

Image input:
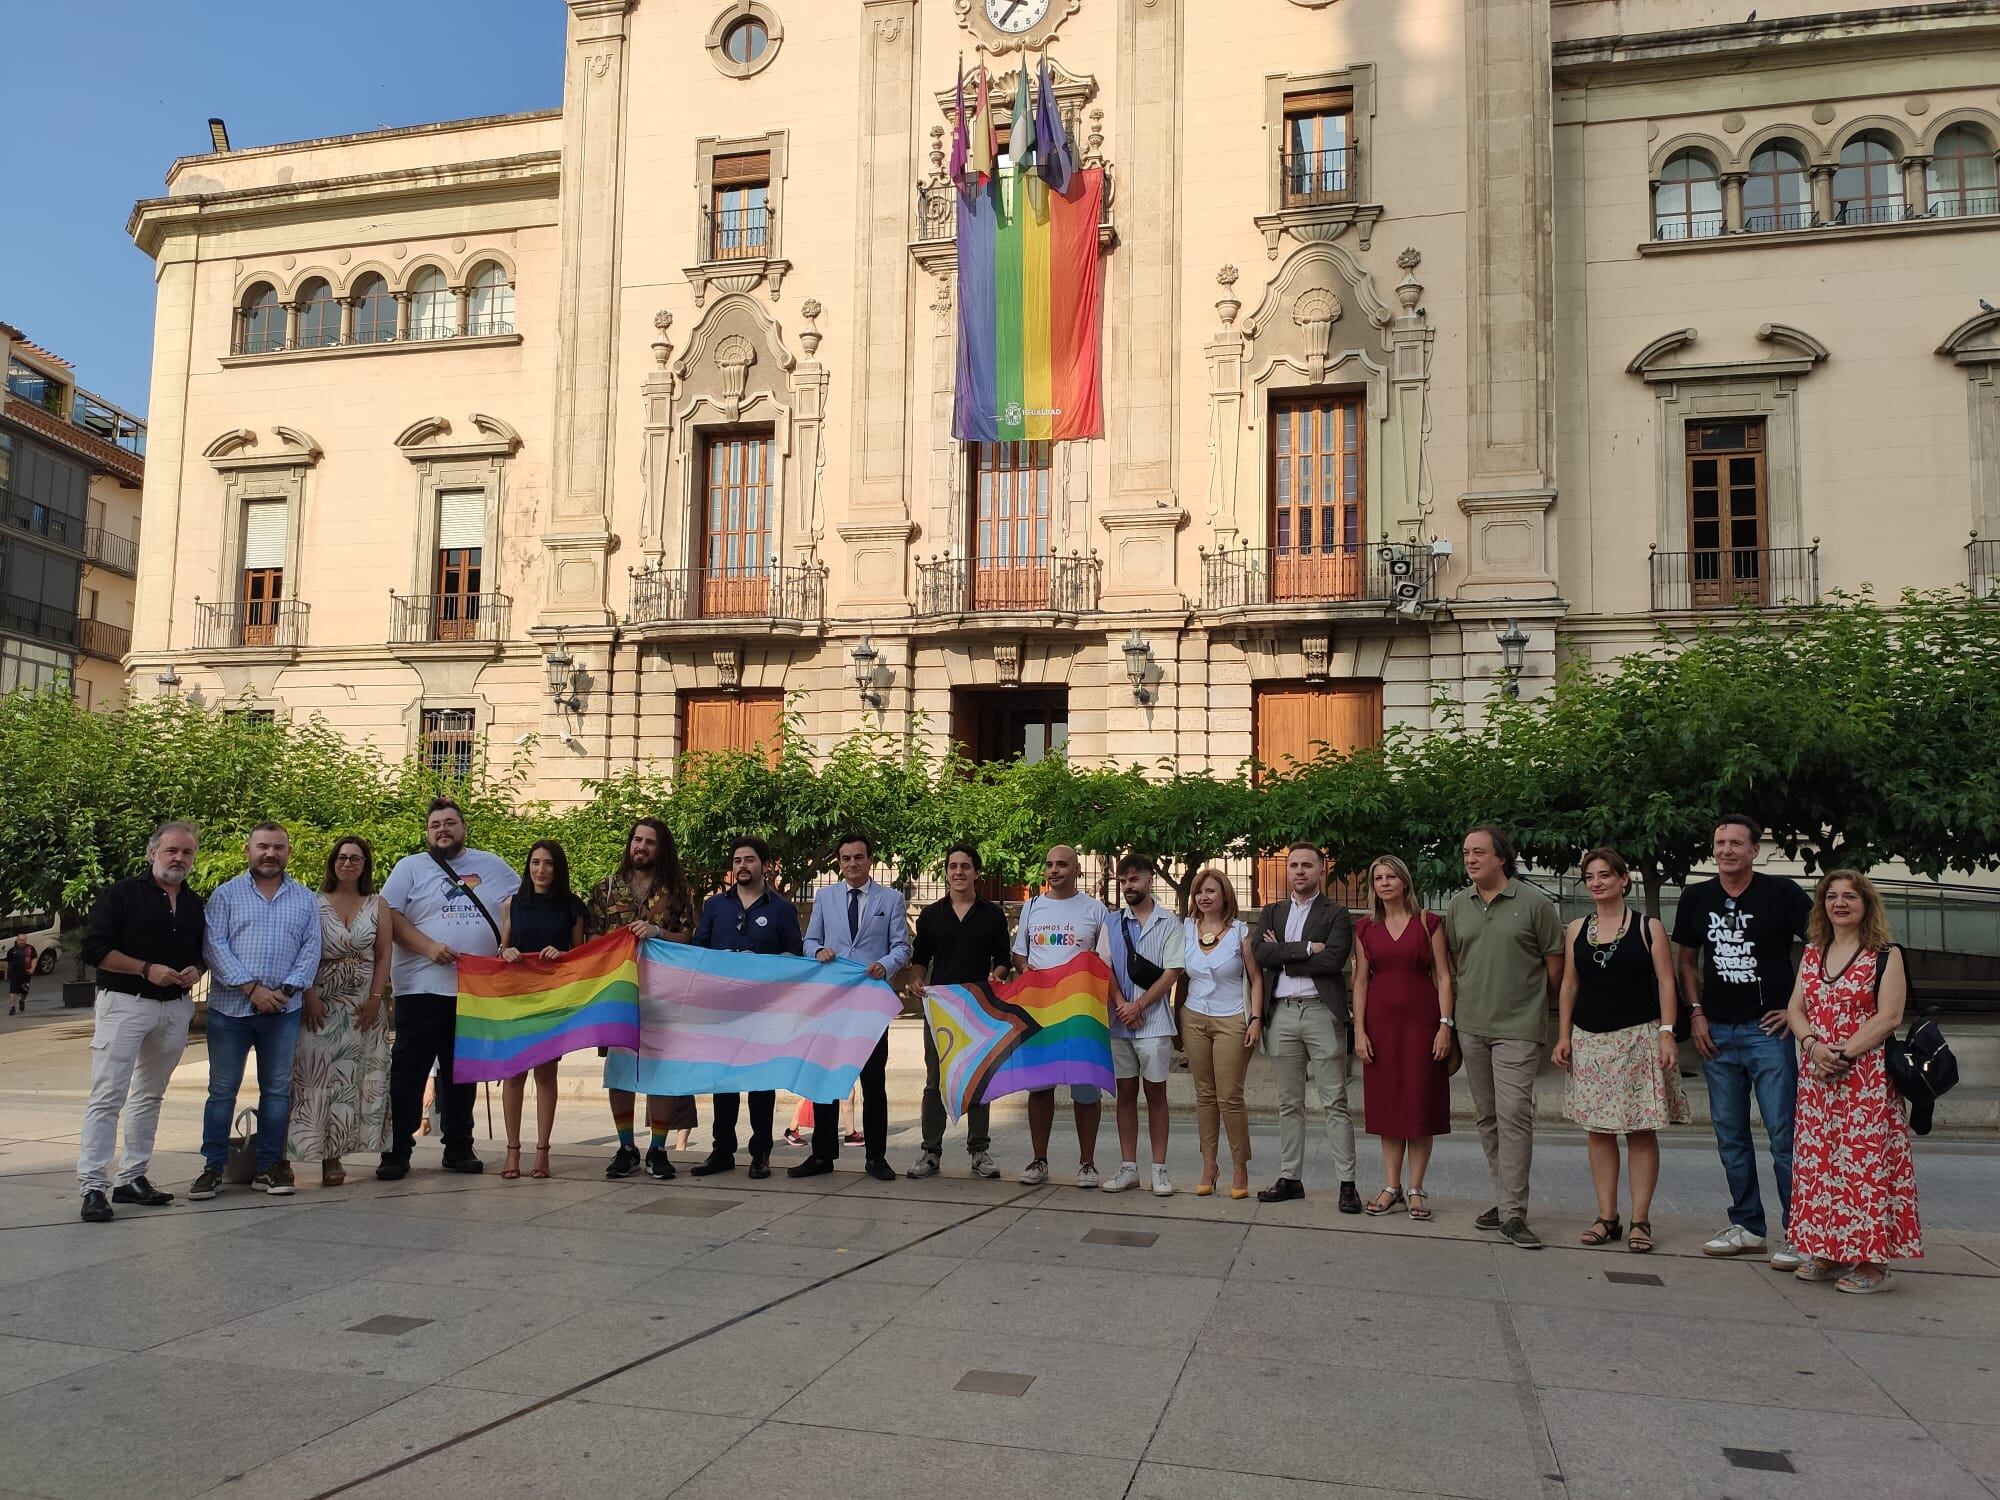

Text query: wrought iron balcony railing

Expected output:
[915,552,1102,616]
[193,598,309,650]
[0,598,75,646]
[1969,537,2000,599]
[82,525,139,575]
[1280,145,1356,208]
[390,591,510,645]
[1648,544,1820,611]
[703,204,772,262]
[1198,542,1437,611]
[629,561,825,625]
[76,617,131,661]
[3,489,83,552]
[1653,213,1728,242]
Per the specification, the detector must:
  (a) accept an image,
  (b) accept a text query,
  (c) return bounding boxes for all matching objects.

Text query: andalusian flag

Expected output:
[952,166,1105,442]
[923,952,1115,1120]
[452,930,641,1082]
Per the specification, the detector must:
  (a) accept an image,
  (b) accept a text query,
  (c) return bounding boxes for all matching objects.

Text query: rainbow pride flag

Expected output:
[452,930,641,1083]
[924,952,1115,1120]
[953,166,1104,443]
[627,941,903,1100]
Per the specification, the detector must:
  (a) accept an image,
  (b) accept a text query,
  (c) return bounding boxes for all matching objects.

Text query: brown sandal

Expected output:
[500,1146,522,1180]
[1628,1221,1654,1253]
[1364,1188,1405,1216]
[530,1143,552,1180]
[1580,1216,1623,1246]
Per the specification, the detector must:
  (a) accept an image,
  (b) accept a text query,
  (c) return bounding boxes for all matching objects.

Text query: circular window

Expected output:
[723,17,767,64]
[707,4,781,79]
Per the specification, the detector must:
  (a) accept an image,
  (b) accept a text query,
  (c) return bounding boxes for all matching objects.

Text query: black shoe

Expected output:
[690,1152,736,1178]
[187,1168,224,1201]
[112,1175,175,1207]
[747,1156,771,1180]
[865,1157,896,1182]
[787,1155,835,1179]
[1499,1216,1544,1250]
[1474,1206,1503,1232]
[441,1151,484,1174]
[1337,1181,1363,1215]
[645,1148,677,1181]
[375,1155,410,1181]
[605,1145,642,1179]
[1257,1177,1305,1203]
[80,1190,114,1223]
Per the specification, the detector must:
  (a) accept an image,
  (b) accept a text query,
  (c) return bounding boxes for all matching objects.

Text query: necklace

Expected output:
[1585,909,1629,970]
[1196,923,1225,951]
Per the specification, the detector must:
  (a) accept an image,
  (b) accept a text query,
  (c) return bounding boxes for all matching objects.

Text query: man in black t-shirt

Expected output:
[1670,813,1813,1268]
[906,843,1011,1182]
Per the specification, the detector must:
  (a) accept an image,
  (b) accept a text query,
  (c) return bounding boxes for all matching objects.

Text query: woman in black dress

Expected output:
[497,839,586,1179]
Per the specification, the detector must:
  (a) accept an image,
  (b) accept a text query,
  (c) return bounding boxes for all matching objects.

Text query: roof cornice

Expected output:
[1553,2,2000,78]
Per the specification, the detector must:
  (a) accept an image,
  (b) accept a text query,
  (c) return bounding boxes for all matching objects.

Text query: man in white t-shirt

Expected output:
[1012,845,1109,1188]
[1099,853,1186,1197]
[376,797,520,1180]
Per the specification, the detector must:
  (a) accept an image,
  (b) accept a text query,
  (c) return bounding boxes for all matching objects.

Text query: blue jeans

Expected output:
[1701,1019,1796,1238]
[202,1008,302,1173]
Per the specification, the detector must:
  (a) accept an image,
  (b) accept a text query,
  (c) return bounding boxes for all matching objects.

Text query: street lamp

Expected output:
[544,632,583,719]
[850,635,885,710]
[1121,628,1155,705]
[1496,617,1529,699]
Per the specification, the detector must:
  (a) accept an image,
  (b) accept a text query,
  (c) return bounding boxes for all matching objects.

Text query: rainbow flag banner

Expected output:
[923,952,1115,1121]
[953,166,1105,443]
[627,941,903,1100]
[453,930,642,1083]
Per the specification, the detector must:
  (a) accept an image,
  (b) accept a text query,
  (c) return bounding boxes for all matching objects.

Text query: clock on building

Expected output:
[959,0,1079,52]
[985,0,1050,32]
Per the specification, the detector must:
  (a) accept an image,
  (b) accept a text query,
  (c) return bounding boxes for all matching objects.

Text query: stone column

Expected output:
[1457,0,1559,602]
[837,0,919,612]
[132,245,197,658]
[1810,163,1836,224]
[1901,153,1931,218]
[542,0,636,628]
[1721,171,1746,233]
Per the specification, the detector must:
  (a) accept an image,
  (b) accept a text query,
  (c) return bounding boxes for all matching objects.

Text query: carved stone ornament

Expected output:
[1300,633,1331,682]
[652,310,674,368]
[716,335,757,419]
[1216,264,1241,328]
[799,299,823,358]
[1293,287,1343,380]
[993,640,1023,687]
[953,0,1084,55]
[712,646,741,691]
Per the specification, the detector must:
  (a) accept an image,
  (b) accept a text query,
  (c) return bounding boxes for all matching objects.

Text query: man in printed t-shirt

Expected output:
[1671,813,1813,1268]
[1011,844,1109,1189]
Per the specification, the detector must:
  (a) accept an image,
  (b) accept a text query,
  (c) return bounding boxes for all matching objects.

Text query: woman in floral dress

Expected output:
[1784,870,1921,1294]
[288,837,394,1186]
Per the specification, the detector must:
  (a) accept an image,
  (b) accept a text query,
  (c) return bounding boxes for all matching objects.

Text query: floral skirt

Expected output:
[1564,1022,1690,1135]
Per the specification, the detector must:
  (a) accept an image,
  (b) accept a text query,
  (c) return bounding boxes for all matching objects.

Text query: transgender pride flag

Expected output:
[628,941,903,1100]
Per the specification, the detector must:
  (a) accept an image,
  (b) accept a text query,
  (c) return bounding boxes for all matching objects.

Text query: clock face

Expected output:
[984,0,1052,34]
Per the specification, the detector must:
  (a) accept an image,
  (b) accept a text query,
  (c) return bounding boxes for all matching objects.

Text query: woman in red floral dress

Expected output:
[1784,871,1921,1294]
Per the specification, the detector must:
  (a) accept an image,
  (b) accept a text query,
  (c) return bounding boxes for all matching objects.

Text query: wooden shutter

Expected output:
[682,690,783,767]
[713,151,770,184]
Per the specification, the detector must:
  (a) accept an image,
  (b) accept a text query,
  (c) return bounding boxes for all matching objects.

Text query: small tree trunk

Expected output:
[1640,863,1665,922]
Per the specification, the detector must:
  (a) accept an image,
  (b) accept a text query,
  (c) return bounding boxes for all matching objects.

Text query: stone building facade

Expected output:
[125,0,2000,798]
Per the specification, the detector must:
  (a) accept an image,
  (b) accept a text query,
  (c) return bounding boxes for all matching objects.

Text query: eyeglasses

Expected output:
[334,853,365,864]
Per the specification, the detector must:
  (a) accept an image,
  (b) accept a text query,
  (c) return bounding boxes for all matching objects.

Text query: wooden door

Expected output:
[1271,396,1364,601]
[701,432,773,616]
[682,689,783,767]
[434,548,483,641]
[1686,422,1767,606]
[1253,682,1383,903]
[240,568,283,646]
[970,441,1051,610]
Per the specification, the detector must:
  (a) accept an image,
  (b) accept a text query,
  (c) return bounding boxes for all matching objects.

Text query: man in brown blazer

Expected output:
[1250,842,1360,1210]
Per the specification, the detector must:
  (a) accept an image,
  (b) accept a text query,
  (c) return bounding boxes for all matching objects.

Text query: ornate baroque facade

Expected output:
[126,0,2000,797]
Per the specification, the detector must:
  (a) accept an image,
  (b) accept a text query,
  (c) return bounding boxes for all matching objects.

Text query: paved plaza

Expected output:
[2,990,1998,1500]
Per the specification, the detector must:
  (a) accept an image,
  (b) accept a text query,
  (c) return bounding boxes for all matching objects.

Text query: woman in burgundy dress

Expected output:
[1352,855,1455,1221]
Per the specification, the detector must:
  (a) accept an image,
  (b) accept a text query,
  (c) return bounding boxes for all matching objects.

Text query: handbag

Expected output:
[1121,912,1167,993]
[1869,945,1958,1136]
[223,1106,261,1185]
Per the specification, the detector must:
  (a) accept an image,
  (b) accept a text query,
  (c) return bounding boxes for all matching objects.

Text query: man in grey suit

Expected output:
[795,832,911,1182]
[1251,842,1360,1211]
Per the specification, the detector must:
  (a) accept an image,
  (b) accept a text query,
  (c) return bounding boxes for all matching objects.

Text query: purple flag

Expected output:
[950,55,970,194]
[1034,54,1075,192]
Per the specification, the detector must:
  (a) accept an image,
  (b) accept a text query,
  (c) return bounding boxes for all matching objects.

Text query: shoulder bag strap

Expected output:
[428,848,502,947]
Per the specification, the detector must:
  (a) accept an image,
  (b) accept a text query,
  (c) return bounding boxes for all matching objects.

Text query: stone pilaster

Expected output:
[133,246,197,657]
[542,0,636,627]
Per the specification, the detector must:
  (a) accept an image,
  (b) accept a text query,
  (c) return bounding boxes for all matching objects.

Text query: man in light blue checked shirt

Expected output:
[191,822,321,1200]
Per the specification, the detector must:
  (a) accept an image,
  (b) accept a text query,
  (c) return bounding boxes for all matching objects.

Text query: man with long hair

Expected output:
[586,817,696,1180]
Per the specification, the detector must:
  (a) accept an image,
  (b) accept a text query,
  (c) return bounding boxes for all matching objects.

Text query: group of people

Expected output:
[71,805,1924,1292]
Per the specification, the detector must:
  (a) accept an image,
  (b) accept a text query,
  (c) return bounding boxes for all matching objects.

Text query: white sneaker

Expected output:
[1702,1224,1768,1257]
[1151,1164,1174,1197]
[1099,1163,1140,1193]
[906,1151,940,1180]
[1075,1162,1103,1190]
[969,1150,1000,1180]
[1768,1237,1805,1272]
[1019,1158,1049,1186]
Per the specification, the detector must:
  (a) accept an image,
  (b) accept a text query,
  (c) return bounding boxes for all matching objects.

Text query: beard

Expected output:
[153,862,189,885]
[430,834,466,859]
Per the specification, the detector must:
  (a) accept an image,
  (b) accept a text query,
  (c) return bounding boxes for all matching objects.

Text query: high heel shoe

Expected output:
[530,1143,552,1179]
[500,1146,522,1180]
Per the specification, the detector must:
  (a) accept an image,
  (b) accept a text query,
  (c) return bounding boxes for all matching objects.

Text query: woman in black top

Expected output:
[497,840,586,1179]
[1553,848,1688,1252]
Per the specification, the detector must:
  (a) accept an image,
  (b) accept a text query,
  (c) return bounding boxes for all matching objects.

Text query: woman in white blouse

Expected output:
[1177,868,1264,1198]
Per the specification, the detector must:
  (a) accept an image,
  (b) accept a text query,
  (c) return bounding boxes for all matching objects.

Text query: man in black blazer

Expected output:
[1250,842,1359,1211]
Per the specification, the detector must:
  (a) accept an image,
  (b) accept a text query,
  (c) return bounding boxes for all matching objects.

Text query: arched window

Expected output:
[350,274,396,344]
[236,283,286,355]
[1833,133,1903,224]
[1928,123,1999,218]
[1653,151,1724,241]
[295,278,339,349]
[408,268,456,340]
[466,263,515,336]
[1742,141,1812,233]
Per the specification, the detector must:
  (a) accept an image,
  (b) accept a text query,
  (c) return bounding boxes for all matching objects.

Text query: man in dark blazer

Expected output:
[1250,842,1359,1210]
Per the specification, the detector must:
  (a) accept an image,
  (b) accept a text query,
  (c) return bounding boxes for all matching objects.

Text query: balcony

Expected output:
[917,552,1102,619]
[1970,538,2000,599]
[1648,544,1820,612]
[0,598,76,647]
[192,598,309,653]
[1198,542,1437,618]
[627,562,826,641]
[76,618,130,662]
[3,489,84,555]
[1280,146,1355,209]
[82,526,138,576]
[390,591,510,647]
[703,204,771,263]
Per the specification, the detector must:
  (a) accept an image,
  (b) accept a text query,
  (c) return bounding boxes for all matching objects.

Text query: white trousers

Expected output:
[1268,996,1356,1184]
[76,990,193,1194]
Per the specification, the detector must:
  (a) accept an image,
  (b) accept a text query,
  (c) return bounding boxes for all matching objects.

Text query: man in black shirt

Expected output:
[1670,813,1813,1267]
[688,836,804,1180]
[906,844,1011,1181]
[75,821,207,1224]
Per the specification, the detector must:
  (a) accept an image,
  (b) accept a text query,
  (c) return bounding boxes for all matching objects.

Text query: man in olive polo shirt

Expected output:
[1445,824,1564,1249]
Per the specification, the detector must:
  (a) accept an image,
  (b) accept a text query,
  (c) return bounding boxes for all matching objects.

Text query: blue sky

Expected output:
[0,1,566,413]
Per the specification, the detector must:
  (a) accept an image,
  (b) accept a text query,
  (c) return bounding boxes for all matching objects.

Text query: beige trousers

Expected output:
[1461,1032,1542,1220]
[1182,1008,1252,1167]
[1268,996,1355,1184]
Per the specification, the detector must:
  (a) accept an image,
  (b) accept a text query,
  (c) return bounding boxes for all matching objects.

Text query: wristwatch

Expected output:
[1657,1025,1675,1035]
[1439,1016,1456,1030]
[280,984,300,1000]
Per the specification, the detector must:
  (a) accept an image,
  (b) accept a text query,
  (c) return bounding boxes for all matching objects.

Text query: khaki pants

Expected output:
[1182,1009,1252,1168]
[1268,996,1355,1185]
[1461,1032,1542,1220]
[77,990,194,1194]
